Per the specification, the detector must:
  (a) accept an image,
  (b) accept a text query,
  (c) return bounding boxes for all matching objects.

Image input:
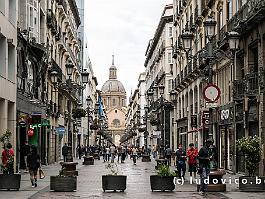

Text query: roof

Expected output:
[101,79,126,93]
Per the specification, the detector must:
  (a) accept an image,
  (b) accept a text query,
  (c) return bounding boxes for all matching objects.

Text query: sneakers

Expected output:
[198,191,207,196]
[35,183,37,187]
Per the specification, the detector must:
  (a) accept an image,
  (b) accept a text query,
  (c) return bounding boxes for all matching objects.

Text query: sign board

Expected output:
[203,84,221,102]
[56,126,65,135]
[190,115,197,128]
[206,102,218,109]
[202,111,210,129]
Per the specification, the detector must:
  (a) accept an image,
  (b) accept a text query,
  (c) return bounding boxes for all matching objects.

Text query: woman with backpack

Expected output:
[27,145,40,187]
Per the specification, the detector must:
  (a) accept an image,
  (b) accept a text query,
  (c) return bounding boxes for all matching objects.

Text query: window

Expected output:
[113,98,116,106]
[8,44,15,81]
[168,52,172,64]
[227,0,233,20]
[122,99,124,106]
[0,37,6,76]
[169,26,173,37]
[108,97,110,106]
[0,0,5,15]
[112,119,120,128]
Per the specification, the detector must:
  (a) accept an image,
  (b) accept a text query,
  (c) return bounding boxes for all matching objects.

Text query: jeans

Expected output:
[200,167,210,192]
[177,162,186,178]
[111,154,115,163]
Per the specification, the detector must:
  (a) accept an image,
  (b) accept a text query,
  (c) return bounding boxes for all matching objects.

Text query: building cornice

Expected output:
[144,5,173,67]
[68,0,81,27]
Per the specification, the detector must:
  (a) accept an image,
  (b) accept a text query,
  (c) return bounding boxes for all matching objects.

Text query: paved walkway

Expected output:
[0,157,264,198]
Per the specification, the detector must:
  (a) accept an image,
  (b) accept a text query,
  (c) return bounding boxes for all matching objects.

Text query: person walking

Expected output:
[121,145,126,163]
[1,143,14,174]
[105,146,110,162]
[198,139,212,196]
[132,146,138,165]
[152,145,157,159]
[117,144,122,163]
[165,145,172,166]
[77,145,83,159]
[27,145,40,188]
[187,143,198,179]
[21,141,30,171]
[62,143,68,162]
[110,144,116,163]
[175,144,187,179]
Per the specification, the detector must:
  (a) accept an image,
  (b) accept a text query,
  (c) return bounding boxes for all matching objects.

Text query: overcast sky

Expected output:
[84,0,172,101]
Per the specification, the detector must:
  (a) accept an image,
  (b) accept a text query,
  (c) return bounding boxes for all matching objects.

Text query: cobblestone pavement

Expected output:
[0,157,265,199]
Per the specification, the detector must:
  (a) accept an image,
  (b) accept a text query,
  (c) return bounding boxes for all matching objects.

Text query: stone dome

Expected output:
[101,79,126,93]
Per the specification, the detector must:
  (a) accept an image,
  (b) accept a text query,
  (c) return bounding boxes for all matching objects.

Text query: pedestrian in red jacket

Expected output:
[187,143,198,178]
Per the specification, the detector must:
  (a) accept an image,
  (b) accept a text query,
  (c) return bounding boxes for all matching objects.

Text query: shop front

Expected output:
[217,103,234,171]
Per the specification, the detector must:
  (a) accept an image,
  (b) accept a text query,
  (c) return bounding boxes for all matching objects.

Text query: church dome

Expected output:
[101,79,126,93]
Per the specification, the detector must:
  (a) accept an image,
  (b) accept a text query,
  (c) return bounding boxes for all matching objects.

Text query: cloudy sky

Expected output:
[84,0,172,100]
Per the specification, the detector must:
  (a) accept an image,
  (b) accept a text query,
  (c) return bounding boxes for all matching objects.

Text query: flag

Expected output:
[99,96,104,118]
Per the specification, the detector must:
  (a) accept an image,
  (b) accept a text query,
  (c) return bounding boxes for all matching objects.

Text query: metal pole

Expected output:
[208,40,214,141]
[87,107,89,149]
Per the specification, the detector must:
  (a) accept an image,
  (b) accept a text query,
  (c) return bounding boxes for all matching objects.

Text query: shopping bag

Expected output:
[39,168,45,179]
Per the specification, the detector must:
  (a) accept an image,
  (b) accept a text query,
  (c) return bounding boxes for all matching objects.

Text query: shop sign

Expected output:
[191,115,197,128]
[56,126,65,135]
[221,109,230,120]
[202,111,210,129]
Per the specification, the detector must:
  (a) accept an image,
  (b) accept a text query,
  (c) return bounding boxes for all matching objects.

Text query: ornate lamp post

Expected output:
[86,96,92,150]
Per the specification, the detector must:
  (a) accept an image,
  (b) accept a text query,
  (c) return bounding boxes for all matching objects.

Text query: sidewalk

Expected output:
[0,158,84,199]
[0,157,265,199]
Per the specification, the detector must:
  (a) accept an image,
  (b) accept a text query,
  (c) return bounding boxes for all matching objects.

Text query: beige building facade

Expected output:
[171,0,265,175]
[0,0,18,169]
[101,56,127,146]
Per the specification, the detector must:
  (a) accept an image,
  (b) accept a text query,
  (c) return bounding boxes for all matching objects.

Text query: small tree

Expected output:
[236,135,261,176]
[0,130,12,149]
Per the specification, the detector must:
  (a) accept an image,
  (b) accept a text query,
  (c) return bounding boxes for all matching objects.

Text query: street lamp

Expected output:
[81,69,89,84]
[227,31,240,50]
[204,16,217,39]
[170,90,177,102]
[50,71,58,84]
[181,29,193,52]
[65,59,74,77]
[158,84,165,96]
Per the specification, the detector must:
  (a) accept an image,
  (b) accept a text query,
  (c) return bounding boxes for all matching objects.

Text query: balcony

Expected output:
[57,0,67,16]
[233,79,245,101]
[194,5,203,25]
[245,72,258,96]
[227,1,265,34]
[207,0,215,7]
[201,0,209,17]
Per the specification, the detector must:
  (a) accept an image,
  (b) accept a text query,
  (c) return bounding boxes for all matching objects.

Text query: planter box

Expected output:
[142,155,151,162]
[50,176,77,192]
[150,175,175,191]
[239,176,265,192]
[83,156,94,165]
[102,175,127,192]
[0,174,21,191]
[93,153,100,160]
[155,159,168,170]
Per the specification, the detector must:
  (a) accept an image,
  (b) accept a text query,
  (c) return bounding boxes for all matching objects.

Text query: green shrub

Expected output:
[236,135,261,176]
[156,163,176,177]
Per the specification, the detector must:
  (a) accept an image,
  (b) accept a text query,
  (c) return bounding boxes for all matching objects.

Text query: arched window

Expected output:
[112,119,120,128]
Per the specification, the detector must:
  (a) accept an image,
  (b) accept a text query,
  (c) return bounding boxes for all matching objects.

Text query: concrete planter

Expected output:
[150,175,175,191]
[102,175,127,192]
[50,176,77,192]
[0,174,21,191]
[83,156,94,165]
[142,155,151,162]
[239,176,265,192]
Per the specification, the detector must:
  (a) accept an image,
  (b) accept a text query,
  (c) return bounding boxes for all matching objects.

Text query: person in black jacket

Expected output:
[197,139,212,196]
[62,143,68,162]
[175,144,187,179]
[27,145,40,188]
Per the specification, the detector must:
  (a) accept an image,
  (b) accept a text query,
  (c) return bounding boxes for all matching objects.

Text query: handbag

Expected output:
[39,168,45,179]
